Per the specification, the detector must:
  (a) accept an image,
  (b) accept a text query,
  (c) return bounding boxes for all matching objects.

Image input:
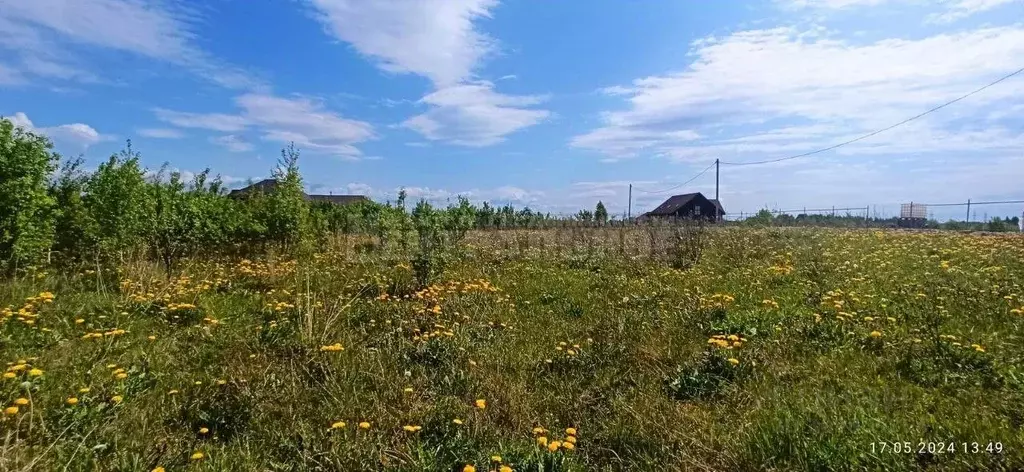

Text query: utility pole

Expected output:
[966,199,971,223]
[715,159,720,221]
[627,184,632,220]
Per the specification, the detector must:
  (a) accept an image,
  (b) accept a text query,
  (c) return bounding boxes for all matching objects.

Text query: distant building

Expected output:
[642,192,724,221]
[228,179,369,205]
[899,202,927,228]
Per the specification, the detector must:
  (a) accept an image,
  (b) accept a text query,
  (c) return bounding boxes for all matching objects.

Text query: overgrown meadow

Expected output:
[3,227,1024,471]
[3,119,1024,471]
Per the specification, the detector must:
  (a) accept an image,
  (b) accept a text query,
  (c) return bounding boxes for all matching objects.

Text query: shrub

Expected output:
[0,117,58,274]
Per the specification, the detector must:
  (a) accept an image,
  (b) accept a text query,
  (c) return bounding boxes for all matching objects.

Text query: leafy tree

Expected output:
[84,141,154,262]
[595,201,608,225]
[576,209,594,222]
[444,196,476,243]
[746,209,775,226]
[0,117,58,274]
[50,155,93,265]
[476,202,495,228]
[261,143,311,251]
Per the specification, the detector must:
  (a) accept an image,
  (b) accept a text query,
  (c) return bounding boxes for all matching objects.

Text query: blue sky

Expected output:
[2,0,1023,220]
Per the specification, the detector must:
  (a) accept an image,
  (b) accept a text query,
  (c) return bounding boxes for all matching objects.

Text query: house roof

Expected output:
[228,178,278,196]
[709,199,726,215]
[228,179,368,205]
[307,194,368,205]
[647,193,703,216]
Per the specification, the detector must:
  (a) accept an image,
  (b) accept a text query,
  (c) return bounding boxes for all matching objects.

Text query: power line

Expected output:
[719,66,1024,167]
[632,161,716,194]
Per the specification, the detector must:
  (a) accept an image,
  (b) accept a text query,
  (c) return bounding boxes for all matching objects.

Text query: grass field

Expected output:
[1,226,1023,471]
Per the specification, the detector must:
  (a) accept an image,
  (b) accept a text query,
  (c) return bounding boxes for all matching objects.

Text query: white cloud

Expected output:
[5,111,110,149]
[154,93,376,158]
[137,127,184,139]
[572,25,1024,161]
[928,0,1020,23]
[210,135,253,153]
[153,108,249,132]
[0,0,257,88]
[308,0,549,146]
[402,82,550,146]
[0,63,24,84]
[307,0,497,87]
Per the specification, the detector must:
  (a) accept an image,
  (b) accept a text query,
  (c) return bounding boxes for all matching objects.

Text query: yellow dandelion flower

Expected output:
[168,389,179,395]
[115,373,128,380]
[106,364,117,369]
[462,465,476,472]
[3,372,15,379]
[330,421,346,429]
[13,398,29,406]
[727,358,739,366]
[79,387,90,393]
[565,435,577,444]
[4,406,18,415]
[547,440,562,452]
[565,427,577,436]
[870,331,882,338]
[75,319,85,324]
[491,455,502,462]
[66,397,79,405]
[537,436,548,446]
[563,441,575,451]
[403,387,413,394]
[358,421,371,430]
[148,335,156,341]
[500,466,513,472]
[152,467,166,472]
[198,427,209,434]
[28,368,43,377]
[403,425,422,432]
[532,426,546,434]
[475,399,486,409]
[190,451,204,461]
[452,418,463,425]
[110,395,123,404]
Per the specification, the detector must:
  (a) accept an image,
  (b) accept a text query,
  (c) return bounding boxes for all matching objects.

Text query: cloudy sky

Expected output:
[2,0,1022,220]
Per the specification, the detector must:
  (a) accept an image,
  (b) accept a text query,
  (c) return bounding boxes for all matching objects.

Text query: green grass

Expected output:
[1,227,1023,471]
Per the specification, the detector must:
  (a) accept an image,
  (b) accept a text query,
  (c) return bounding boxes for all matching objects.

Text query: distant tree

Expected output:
[595,201,608,225]
[746,208,774,226]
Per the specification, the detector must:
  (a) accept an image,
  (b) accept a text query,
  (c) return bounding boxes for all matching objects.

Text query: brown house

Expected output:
[642,192,724,221]
[228,179,368,205]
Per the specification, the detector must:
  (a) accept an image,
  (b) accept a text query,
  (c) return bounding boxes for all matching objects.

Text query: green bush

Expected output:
[0,117,58,274]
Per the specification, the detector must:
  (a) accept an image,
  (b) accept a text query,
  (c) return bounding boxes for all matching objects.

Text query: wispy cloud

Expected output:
[0,0,259,88]
[781,0,1022,23]
[572,25,1024,161]
[307,0,549,146]
[136,127,184,139]
[155,93,376,158]
[209,135,253,153]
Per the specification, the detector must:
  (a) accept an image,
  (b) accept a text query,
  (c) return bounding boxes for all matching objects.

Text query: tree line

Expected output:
[0,118,617,277]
